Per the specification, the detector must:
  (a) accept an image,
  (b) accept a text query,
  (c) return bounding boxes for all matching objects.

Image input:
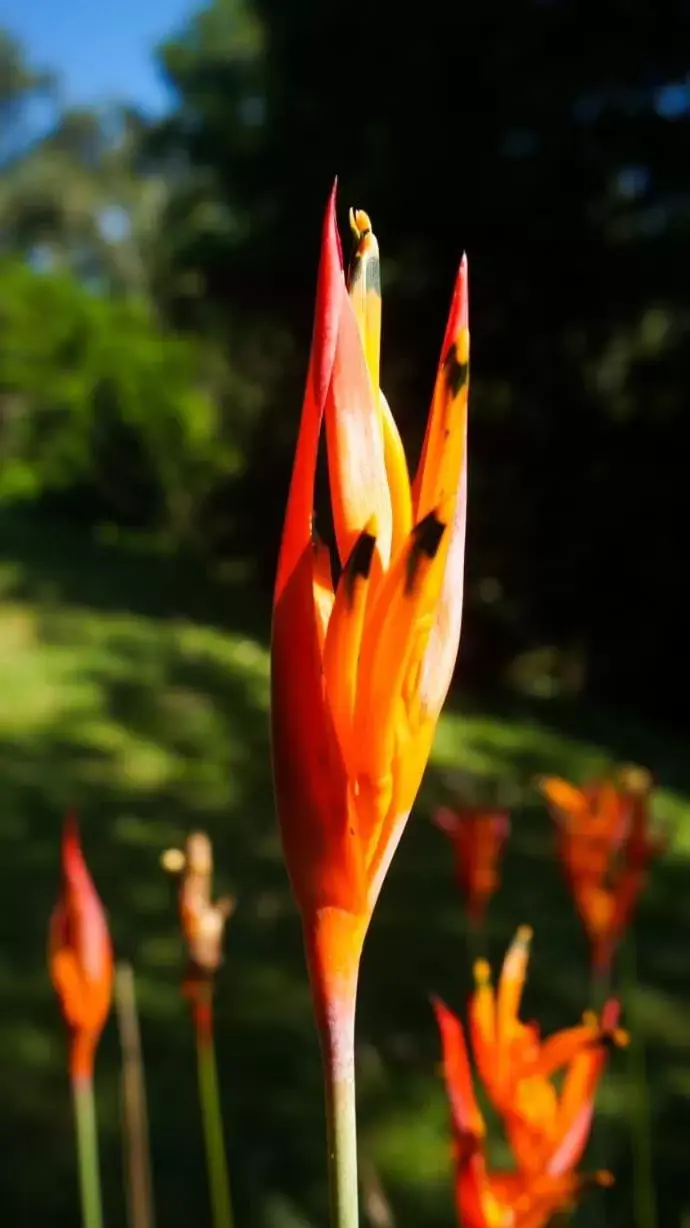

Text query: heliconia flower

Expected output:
[538,767,667,972]
[162,831,235,1038]
[271,184,469,1016]
[537,775,631,892]
[467,926,627,1169]
[433,805,509,922]
[433,994,614,1228]
[48,813,113,1081]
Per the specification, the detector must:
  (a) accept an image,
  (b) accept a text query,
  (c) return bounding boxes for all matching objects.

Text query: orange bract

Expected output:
[48,813,113,1080]
[434,931,622,1228]
[271,186,468,1000]
[538,767,667,971]
[433,805,509,921]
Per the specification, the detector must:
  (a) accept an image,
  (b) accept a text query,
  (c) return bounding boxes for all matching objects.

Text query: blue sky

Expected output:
[3,0,197,113]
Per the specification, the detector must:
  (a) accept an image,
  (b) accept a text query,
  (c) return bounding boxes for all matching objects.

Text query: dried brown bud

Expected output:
[164,831,235,979]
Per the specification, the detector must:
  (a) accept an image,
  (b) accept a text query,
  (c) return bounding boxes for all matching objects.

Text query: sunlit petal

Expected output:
[325,294,392,570]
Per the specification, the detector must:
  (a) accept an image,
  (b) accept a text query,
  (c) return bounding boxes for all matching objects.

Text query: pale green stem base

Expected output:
[72,1074,104,1228]
[624,936,658,1228]
[320,997,359,1228]
[196,1025,234,1228]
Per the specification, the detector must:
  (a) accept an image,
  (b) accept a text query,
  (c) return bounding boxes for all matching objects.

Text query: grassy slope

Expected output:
[0,512,689,1228]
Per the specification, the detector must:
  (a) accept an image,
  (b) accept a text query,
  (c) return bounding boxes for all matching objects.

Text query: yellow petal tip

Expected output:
[473,958,492,986]
[617,763,652,795]
[350,207,372,239]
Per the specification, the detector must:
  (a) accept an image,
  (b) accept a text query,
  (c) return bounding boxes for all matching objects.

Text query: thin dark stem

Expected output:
[195,1005,234,1228]
[624,935,658,1228]
[115,962,156,1228]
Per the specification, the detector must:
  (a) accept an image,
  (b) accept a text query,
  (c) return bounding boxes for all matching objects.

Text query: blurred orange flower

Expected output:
[467,927,626,1173]
[538,767,667,971]
[271,185,469,1016]
[48,813,113,1081]
[433,805,509,921]
[433,931,622,1228]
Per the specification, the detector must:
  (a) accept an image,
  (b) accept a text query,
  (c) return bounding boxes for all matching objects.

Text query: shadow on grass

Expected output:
[0,510,688,1227]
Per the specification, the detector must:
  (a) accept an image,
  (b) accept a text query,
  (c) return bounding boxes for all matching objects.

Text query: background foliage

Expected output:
[2,3,689,714]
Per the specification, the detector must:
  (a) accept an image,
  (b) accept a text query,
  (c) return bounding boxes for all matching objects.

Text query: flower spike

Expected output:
[271,185,469,1228]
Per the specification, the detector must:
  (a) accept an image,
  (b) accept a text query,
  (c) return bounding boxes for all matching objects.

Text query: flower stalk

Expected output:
[305,909,364,1228]
[72,1072,104,1228]
[195,994,234,1228]
[322,1005,358,1228]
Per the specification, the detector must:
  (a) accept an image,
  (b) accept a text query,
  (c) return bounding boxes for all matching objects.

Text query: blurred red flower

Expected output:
[433,805,509,921]
[539,767,667,971]
[48,813,113,1080]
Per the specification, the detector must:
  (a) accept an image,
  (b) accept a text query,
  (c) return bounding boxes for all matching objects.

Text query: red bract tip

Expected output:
[61,810,86,881]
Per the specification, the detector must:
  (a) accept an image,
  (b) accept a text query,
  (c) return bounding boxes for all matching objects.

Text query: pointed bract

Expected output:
[271,188,468,950]
[49,813,113,1079]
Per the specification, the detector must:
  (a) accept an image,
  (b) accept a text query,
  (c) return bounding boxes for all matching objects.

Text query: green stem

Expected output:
[321,994,359,1228]
[624,936,658,1228]
[196,1017,234,1228]
[72,1073,104,1228]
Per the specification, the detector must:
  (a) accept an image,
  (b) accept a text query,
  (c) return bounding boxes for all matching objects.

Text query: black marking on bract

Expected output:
[443,342,468,397]
[599,1032,622,1053]
[348,254,364,291]
[404,512,446,594]
[343,531,376,603]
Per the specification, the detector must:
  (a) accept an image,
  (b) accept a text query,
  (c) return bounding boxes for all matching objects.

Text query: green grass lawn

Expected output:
[1,511,689,1228]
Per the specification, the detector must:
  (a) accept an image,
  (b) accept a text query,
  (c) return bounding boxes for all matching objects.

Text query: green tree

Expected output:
[0,258,250,542]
